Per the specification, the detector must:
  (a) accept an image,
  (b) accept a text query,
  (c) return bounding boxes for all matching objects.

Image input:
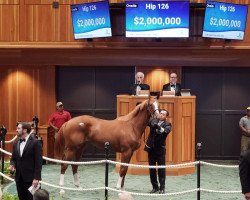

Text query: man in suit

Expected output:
[162,72,181,96]
[144,109,172,194]
[10,122,43,200]
[130,72,150,95]
[239,150,250,200]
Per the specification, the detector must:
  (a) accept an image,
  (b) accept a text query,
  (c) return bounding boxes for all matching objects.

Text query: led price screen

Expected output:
[126,1,189,38]
[202,1,248,40]
[71,1,112,39]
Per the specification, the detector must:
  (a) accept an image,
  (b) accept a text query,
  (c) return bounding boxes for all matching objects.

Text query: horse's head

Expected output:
[147,92,160,118]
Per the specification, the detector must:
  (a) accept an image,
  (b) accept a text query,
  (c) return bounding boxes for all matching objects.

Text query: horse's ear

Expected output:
[150,91,160,99]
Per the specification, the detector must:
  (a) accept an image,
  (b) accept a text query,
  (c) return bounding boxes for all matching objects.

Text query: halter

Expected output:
[147,100,160,117]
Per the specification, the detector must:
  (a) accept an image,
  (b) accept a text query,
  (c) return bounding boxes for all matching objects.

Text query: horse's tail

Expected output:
[54,123,66,160]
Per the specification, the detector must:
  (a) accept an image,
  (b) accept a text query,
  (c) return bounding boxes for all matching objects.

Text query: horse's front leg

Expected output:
[116,150,133,190]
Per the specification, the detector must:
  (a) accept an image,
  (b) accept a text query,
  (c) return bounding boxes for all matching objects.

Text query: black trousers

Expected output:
[148,149,166,190]
[16,175,33,200]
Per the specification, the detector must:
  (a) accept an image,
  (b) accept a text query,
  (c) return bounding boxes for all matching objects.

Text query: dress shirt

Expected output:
[170,84,176,91]
[20,134,31,157]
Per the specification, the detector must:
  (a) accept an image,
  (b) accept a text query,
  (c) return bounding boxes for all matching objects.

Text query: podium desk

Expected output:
[116,95,196,176]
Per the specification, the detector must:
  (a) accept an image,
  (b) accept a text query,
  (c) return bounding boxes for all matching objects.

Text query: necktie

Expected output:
[170,84,175,88]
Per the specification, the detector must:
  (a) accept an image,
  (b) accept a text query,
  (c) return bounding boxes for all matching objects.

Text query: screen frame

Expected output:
[125,0,190,38]
[70,0,112,40]
[202,0,248,41]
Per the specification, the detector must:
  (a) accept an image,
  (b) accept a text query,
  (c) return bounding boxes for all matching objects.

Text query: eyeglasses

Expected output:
[170,77,177,78]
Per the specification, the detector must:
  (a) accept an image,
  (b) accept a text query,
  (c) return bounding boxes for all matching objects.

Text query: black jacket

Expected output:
[130,83,150,95]
[162,83,182,96]
[11,135,43,182]
[240,150,250,194]
[144,118,172,154]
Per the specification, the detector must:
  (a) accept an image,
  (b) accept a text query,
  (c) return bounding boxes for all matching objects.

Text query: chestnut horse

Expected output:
[54,95,159,193]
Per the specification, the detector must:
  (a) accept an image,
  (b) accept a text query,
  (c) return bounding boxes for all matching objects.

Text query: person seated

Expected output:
[130,72,150,95]
[162,72,181,96]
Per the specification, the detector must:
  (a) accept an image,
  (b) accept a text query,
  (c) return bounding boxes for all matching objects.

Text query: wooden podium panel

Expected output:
[116,95,196,176]
[39,125,55,158]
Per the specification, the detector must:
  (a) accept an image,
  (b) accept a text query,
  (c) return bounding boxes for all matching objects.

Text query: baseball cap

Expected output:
[56,102,63,107]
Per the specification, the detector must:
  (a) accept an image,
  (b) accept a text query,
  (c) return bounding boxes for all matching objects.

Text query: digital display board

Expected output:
[125,1,189,38]
[71,1,112,39]
[202,1,248,40]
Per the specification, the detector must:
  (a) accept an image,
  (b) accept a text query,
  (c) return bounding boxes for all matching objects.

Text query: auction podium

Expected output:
[116,95,196,176]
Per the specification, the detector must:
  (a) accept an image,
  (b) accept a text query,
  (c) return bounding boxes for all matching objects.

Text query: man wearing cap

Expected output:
[239,107,250,156]
[48,102,71,132]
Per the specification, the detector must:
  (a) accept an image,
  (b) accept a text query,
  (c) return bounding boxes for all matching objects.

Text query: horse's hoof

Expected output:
[75,184,82,189]
[116,186,121,190]
[59,189,65,196]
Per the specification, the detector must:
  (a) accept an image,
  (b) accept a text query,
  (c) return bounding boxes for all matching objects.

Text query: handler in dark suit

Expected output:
[239,149,250,200]
[10,122,43,200]
[144,109,172,194]
[130,72,150,95]
[162,72,181,96]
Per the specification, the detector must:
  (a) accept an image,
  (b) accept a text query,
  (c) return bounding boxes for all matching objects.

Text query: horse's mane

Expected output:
[117,100,148,121]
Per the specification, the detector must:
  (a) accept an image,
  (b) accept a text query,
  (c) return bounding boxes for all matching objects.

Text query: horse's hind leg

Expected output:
[59,161,68,195]
[71,145,85,188]
[116,150,133,190]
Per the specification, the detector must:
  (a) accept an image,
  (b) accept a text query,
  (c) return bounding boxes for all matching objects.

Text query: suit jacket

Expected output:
[240,150,250,194]
[144,118,172,154]
[11,135,42,182]
[162,83,182,96]
[130,83,150,95]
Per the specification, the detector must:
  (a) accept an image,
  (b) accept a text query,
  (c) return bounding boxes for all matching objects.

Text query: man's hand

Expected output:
[153,123,159,129]
[245,192,250,200]
[32,179,39,188]
[9,165,15,173]
[52,126,59,132]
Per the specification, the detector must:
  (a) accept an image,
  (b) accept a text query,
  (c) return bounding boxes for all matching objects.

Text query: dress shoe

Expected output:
[149,188,159,193]
[159,189,165,194]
